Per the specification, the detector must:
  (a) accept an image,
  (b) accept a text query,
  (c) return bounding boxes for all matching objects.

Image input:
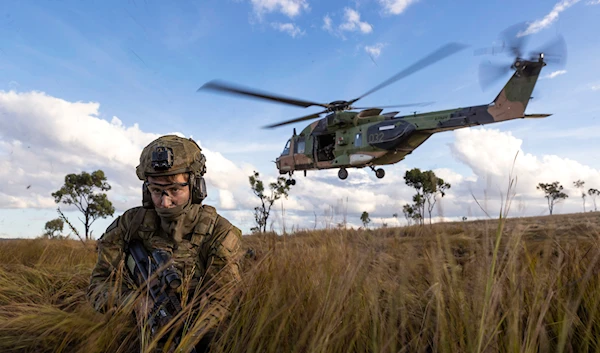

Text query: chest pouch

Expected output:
[189,205,218,246]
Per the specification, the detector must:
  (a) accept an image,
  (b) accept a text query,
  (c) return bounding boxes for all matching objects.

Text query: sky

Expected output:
[1,0,600,239]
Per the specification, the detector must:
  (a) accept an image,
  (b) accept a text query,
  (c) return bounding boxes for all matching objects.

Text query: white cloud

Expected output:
[541,70,567,79]
[322,15,333,32]
[321,14,345,39]
[0,90,256,216]
[3,91,600,236]
[250,0,310,19]
[219,189,237,209]
[591,84,600,91]
[271,22,305,37]
[0,90,413,235]
[339,8,373,34]
[518,0,581,37]
[364,42,387,58]
[377,0,419,15]
[448,127,600,217]
[587,0,600,4]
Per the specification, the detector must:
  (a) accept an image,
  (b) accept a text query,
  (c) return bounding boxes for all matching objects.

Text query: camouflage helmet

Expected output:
[136,135,206,180]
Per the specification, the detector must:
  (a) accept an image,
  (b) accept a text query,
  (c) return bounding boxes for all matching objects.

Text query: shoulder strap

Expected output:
[124,208,147,250]
[190,205,218,246]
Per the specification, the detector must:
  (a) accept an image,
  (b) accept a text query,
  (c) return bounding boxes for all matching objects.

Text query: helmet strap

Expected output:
[142,182,154,209]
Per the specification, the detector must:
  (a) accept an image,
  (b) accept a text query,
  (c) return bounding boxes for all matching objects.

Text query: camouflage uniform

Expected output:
[86,135,243,352]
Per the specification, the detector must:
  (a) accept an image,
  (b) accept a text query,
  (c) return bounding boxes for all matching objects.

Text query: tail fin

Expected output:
[487,60,545,122]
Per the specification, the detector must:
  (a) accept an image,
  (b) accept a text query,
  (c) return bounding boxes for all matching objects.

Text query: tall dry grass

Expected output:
[1,211,599,352]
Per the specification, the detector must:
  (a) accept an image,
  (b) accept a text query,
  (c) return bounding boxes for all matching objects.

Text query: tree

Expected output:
[404,168,451,224]
[44,218,64,238]
[573,180,586,212]
[536,182,568,215]
[588,188,599,212]
[402,203,421,226]
[249,171,291,233]
[402,204,412,225]
[360,211,371,229]
[51,170,115,240]
[392,212,400,226]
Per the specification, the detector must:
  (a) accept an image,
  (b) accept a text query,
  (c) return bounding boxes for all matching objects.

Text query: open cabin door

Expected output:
[314,133,336,162]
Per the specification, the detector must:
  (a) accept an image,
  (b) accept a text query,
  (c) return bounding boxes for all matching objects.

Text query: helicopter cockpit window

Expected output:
[281,139,291,156]
[295,137,305,154]
[354,133,362,147]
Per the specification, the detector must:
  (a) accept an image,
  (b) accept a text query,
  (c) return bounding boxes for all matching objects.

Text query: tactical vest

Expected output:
[124,205,219,294]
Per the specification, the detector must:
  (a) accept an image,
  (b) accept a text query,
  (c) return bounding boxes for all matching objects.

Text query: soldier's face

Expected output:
[147,173,191,208]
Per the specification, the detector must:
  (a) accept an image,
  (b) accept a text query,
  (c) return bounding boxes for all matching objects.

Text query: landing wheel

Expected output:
[375,168,385,179]
[338,168,348,180]
[286,172,296,186]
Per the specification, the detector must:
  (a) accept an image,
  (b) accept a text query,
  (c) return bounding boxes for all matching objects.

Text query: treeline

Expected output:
[38,169,600,238]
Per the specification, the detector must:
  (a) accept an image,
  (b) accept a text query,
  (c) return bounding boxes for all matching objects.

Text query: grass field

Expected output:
[0,211,599,353]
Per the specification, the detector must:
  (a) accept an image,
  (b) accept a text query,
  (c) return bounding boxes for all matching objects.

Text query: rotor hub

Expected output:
[328,100,352,111]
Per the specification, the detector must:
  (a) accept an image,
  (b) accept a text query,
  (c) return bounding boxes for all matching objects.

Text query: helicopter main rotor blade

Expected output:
[499,22,530,58]
[198,80,329,109]
[262,110,328,129]
[350,42,468,104]
[479,60,512,91]
[352,102,434,109]
[474,46,507,56]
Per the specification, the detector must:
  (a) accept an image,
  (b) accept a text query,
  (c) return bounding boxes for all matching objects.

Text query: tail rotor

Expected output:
[475,22,567,91]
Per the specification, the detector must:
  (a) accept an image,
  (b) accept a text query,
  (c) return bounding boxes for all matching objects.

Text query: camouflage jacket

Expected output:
[86,204,243,331]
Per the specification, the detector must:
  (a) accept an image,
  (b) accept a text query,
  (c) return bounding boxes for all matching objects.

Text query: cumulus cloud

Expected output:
[378,0,419,15]
[364,43,387,58]
[447,127,600,217]
[339,8,373,34]
[250,0,310,19]
[518,0,581,37]
[271,22,305,37]
[0,90,418,235]
[0,90,256,215]
[541,70,567,79]
[3,90,599,236]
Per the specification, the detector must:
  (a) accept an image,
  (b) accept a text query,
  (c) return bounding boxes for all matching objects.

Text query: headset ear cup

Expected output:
[199,177,207,201]
[142,183,154,209]
[191,174,207,204]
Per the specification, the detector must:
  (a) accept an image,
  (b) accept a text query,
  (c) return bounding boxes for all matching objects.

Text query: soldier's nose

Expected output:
[160,195,173,208]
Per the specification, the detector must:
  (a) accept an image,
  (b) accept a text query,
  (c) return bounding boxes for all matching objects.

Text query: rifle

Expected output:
[125,239,197,353]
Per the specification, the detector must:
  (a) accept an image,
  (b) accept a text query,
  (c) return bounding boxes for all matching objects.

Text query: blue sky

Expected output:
[1,0,600,238]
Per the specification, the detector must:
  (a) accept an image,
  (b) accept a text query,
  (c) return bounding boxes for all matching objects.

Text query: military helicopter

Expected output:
[198,23,566,184]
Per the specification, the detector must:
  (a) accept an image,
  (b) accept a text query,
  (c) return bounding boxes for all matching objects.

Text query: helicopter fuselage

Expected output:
[276,58,548,179]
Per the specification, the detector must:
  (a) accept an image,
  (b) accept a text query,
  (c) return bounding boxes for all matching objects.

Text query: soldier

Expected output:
[86,135,243,352]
